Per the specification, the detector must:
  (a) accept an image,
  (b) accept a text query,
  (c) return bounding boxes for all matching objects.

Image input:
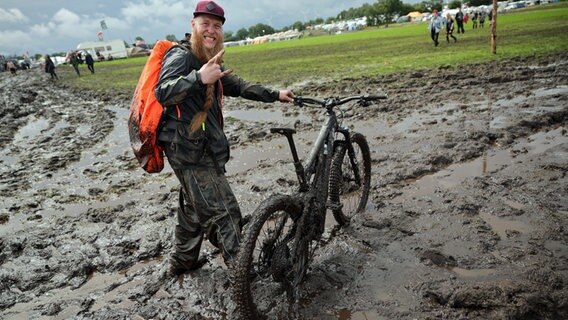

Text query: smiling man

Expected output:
[154,1,294,276]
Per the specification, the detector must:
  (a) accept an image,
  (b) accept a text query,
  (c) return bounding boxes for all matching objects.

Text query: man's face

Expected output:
[191,15,223,50]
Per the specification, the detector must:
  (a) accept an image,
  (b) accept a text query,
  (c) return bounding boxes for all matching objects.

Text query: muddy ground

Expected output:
[0,53,567,320]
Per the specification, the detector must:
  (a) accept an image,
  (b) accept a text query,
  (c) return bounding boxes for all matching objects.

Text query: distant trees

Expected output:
[449,0,463,9]
[416,0,443,12]
[247,23,275,38]
[235,28,249,40]
[364,0,405,26]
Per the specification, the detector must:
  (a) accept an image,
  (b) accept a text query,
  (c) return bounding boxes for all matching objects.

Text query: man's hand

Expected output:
[279,89,294,103]
[199,50,232,84]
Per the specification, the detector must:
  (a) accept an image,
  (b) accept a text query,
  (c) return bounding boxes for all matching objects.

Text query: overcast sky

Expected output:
[0,0,377,57]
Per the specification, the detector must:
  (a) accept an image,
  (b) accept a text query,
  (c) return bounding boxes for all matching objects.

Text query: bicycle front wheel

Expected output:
[329,132,371,226]
[233,194,303,320]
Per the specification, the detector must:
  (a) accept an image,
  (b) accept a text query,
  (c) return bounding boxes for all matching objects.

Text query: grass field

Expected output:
[57,3,568,95]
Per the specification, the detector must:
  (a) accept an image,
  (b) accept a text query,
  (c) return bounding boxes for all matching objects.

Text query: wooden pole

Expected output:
[491,0,498,54]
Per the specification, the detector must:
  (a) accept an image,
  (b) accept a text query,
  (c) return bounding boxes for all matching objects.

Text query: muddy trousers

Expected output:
[456,21,464,33]
[171,168,242,271]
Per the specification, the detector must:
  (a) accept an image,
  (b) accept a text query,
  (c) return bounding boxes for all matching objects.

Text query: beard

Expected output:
[190,31,224,64]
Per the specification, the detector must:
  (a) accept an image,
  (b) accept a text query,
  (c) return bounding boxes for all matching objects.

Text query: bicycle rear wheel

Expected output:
[233,194,303,320]
[329,132,371,226]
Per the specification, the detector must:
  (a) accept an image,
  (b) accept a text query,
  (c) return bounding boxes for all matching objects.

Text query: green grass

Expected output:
[58,3,568,95]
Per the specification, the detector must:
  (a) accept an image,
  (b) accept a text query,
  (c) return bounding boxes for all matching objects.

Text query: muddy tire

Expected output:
[329,132,371,226]
[233,194,303,320]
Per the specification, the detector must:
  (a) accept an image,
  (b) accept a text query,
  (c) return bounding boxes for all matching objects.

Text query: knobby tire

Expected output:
[329,132,371,226]
[233,194,303,320]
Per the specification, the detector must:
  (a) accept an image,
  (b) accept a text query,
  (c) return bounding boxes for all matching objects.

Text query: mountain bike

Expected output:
[232,93,388,319]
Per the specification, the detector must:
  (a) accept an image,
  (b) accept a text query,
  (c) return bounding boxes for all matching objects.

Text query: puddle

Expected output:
[394,149,513,202]
[533,85,568,98]
[12,116,49,141]
[479,211,532,239]
[226,130,314,175]
[393,127,567,202]
[0,153,17,167]
[225,108,309,123]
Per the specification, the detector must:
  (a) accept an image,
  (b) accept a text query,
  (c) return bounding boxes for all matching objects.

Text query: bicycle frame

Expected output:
[272,105,348,194]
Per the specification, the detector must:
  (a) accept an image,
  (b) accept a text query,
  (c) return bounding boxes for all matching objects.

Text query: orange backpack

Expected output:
[128,40,177,173]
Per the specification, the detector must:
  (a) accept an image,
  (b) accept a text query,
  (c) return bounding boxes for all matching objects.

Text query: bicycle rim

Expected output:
[329,132,371,226]
[233,194,302,319]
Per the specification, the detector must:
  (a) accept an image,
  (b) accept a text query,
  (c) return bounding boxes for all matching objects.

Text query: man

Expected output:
[455,8,465,34]
[45,54,59,80]
[155,0,294,275]
[69,52,80,76]
[180,32,192,45]
[428,9,444,47]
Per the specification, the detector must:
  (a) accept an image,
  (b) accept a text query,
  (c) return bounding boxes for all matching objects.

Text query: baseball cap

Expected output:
[193,1,225,24]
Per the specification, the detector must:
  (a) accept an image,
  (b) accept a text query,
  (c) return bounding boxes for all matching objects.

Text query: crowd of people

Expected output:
[428,7,493,46]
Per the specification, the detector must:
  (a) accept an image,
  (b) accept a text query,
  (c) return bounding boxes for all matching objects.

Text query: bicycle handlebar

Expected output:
[293,94,387,108]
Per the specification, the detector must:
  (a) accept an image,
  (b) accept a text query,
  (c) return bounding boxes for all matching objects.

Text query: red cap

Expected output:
[193,1,225,24]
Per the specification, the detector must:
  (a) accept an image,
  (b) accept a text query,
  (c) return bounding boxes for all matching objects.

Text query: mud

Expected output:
[1,53,567,319]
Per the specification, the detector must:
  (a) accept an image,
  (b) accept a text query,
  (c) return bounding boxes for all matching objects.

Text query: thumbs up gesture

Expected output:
[198,49,232,84]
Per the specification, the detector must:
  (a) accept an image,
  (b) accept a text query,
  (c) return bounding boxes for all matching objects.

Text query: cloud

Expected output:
[121,0,191,24]
[0,8,29,23]
[0,29,32,53]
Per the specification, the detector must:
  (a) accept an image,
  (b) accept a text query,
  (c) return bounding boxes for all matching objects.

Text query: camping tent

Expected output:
[407,11,423,22]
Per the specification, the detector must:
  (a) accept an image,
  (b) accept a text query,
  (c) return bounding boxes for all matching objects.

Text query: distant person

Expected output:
[446,13,457,43]
[96,51,105,61]
[472,12,478,29]
[464,13,469,25]
[455,8,465,34]
[107,53,114,61]
[6,60,17,74]
[180,32,192,44]
[85,52,95,74]
[479,11,486,28]
[428,9,444,47]
[45,55,59,80]
[70,53,80,76]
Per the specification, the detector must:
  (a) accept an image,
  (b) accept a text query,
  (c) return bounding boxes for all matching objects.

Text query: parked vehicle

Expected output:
[76,39,128,61]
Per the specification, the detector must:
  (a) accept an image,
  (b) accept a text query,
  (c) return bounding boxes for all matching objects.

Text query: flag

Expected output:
[100,20,108,30]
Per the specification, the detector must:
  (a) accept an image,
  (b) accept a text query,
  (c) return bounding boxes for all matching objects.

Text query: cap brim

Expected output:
[193,12,225,24]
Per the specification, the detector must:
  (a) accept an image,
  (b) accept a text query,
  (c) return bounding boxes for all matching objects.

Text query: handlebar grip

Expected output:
[294,96,325,107]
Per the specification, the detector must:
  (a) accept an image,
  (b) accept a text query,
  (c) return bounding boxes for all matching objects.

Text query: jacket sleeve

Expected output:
[155,47,204,106]
[221,73,279,102]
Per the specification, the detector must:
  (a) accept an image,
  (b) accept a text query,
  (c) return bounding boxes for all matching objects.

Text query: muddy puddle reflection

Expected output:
[394,127,567,203]
[225,108,309,123]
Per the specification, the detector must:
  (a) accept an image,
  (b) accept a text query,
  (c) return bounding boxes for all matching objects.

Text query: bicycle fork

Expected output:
[336,127,363,186]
